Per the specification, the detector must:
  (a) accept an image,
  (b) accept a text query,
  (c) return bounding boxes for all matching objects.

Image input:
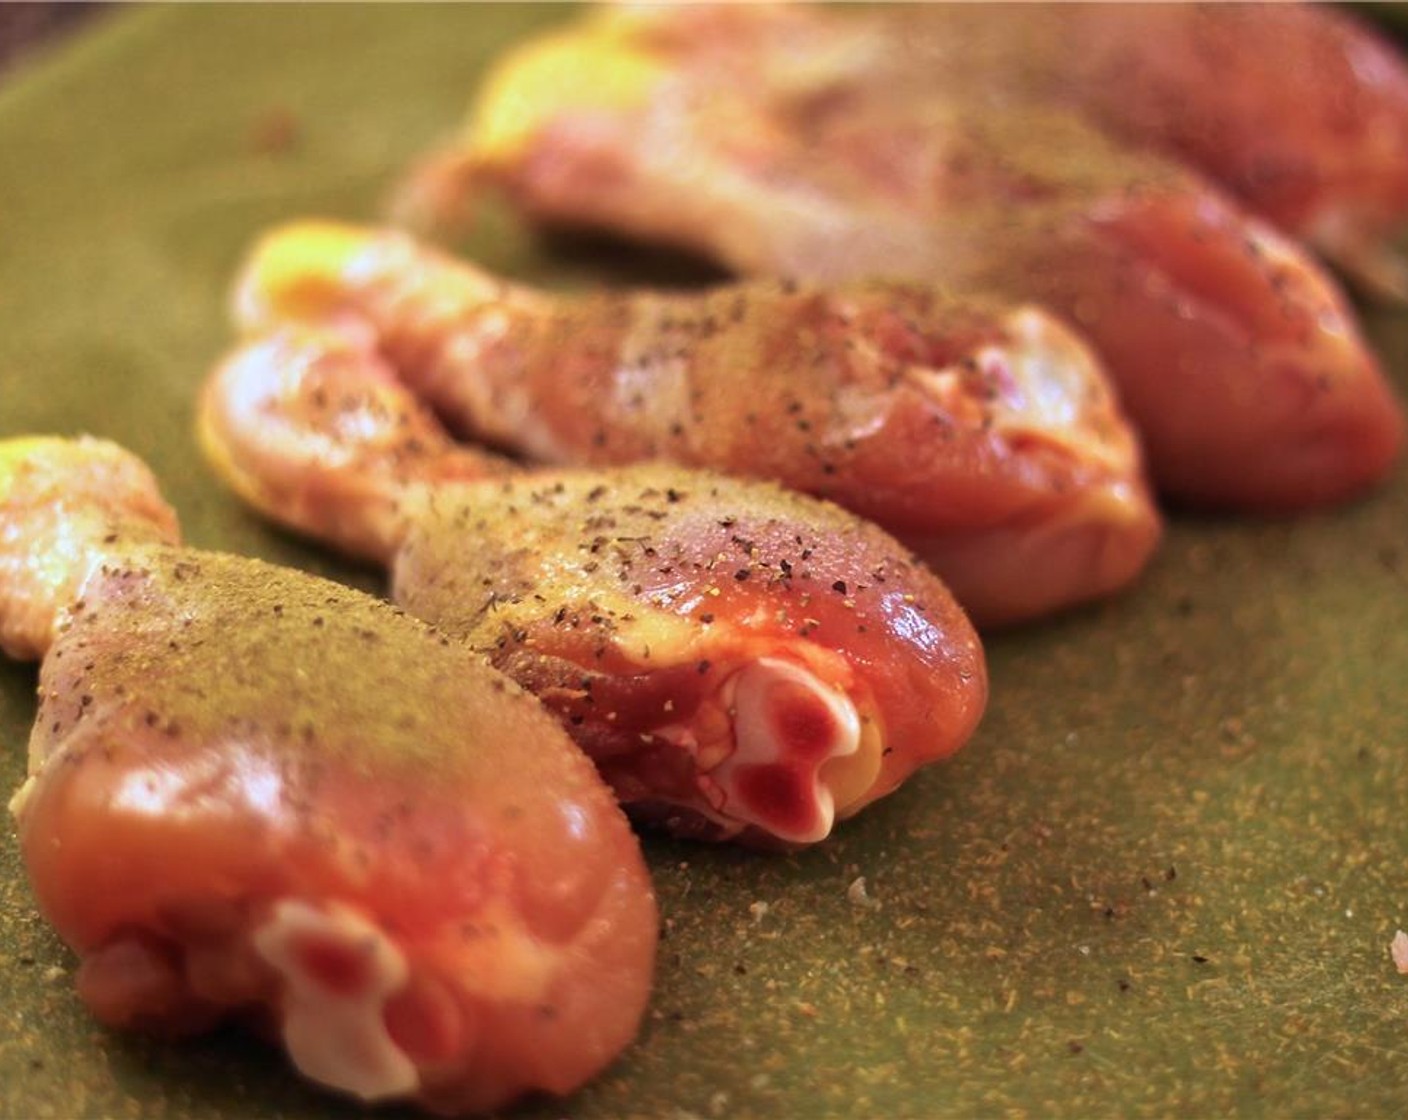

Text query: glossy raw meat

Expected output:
[0,436,180,660]
[420,7,1406,513]
[602,2,1408,299]
[1,437,657,1115]
[201,327,988,844]
[230,220,1160,627]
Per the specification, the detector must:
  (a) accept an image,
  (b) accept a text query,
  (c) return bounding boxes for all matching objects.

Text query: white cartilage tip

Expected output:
[710,657,861,844]
[253,898,419,1102]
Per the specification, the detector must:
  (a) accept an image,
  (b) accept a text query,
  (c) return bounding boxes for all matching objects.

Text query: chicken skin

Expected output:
[1,436,657,1115]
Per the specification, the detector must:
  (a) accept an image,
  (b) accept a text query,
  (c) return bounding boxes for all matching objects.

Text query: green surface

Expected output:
[2,5,1408,1118]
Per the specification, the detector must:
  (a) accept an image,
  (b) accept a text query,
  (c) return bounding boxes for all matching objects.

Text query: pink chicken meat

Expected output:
[227,220,1160,628]
[0,436,657,1115]
[602,3,1408,299]
[200,325,989,845]
[413,5,1405,513]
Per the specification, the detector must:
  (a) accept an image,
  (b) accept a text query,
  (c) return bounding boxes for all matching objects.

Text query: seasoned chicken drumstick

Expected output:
[0,436,657,1115]
[910,3,1408,299]
[231,220,1160,628]
[420,6,1405,512]
[200,327,988,845]
[601,3,1408,299]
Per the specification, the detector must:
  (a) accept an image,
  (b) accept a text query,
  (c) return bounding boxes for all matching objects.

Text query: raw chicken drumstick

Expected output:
[417,6,1406,512]
[200,326,989,845]
[0,436,657,1115]
[598,3,1408,299]
[231,219,1161,628]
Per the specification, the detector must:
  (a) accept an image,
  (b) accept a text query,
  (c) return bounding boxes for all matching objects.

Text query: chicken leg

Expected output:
[586,3,1408,299]
[0,436,657,1115]
[229,219,1161,628]
[200,326,989,846]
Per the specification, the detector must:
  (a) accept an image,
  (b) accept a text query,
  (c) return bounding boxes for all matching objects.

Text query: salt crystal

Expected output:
[847,876,880,910]
[1392,930,1408,974]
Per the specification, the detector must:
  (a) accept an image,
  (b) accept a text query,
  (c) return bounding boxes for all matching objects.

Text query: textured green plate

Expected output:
[2,6,1408,1118]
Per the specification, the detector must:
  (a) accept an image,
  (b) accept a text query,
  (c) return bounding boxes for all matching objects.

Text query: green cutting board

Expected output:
[2,6,1406,1117]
